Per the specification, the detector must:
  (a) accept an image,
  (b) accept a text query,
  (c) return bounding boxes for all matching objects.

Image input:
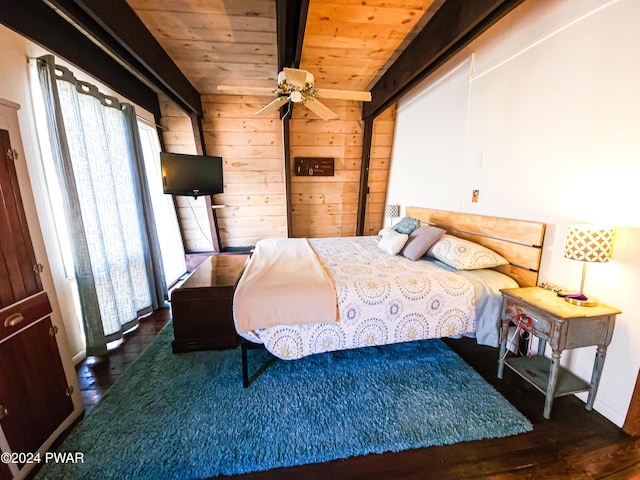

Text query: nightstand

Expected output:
[497,286,620,419]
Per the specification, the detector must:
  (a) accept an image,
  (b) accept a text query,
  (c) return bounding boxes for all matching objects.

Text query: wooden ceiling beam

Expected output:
[0,0,161,118]
[277,0,310,71]
[276,0,309,238]
[363,0,524,119]
[48,0,203,117]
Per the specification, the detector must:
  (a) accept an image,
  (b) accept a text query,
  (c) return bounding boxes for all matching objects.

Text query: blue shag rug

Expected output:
[37,324,531,479]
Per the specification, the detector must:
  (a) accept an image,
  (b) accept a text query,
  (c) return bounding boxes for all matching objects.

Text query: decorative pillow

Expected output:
[377,228,409,255]
[392,216,420,235]
[400,225,446,261]
[427,234,508,270]
[378,227,394,237]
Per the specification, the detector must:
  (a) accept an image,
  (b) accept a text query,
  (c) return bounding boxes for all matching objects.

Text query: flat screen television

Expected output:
[161,152,223,198]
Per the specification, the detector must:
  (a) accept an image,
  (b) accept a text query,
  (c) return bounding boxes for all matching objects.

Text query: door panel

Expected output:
[0,459,11,480]
[0,316,74,458]
[0,129,42,308]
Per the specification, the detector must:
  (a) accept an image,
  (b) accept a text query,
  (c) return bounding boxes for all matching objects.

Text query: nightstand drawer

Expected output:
[529,313,551,338]
[506,303,552,338]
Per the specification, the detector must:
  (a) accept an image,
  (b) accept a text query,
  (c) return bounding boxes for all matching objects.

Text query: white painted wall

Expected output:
[387,0,640,426]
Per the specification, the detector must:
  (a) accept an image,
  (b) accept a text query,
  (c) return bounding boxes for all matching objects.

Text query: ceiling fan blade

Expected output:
[217,85,279,96]
[255,96,290,116]
[283,68,309,89]
[304,97,338,121]
[315,88,372,102]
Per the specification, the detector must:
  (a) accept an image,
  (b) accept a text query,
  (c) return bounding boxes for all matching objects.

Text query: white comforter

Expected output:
[237,236,482,360]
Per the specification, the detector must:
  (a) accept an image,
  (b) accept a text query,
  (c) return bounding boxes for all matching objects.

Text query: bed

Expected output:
[233,207,545,373]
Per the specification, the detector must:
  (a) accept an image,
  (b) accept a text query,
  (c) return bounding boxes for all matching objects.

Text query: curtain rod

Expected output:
[137,115,166,130]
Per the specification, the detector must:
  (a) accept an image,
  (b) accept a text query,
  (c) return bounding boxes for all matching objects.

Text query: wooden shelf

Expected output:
[504,355,589,397]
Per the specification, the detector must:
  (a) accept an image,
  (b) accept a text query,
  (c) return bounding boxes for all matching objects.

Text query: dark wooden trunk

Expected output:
[171,254,248,352]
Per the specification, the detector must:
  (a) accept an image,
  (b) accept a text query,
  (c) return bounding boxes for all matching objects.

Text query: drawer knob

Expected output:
[0,405,8,420]
[3,313,24,328]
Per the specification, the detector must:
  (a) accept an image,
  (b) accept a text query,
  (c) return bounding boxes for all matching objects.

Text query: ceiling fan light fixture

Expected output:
[305,72,314,86]
[277,70,287,86]
[222,68,371,120]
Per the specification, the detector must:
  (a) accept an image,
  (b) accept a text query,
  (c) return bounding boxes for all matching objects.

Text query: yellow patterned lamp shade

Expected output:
[563,225,614,306]
[564,225,614,263]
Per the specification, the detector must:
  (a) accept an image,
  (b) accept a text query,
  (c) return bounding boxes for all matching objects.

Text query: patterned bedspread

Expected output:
[237,236,477,360]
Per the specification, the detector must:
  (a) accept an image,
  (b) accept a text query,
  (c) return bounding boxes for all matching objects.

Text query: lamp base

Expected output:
[564,296,597,307]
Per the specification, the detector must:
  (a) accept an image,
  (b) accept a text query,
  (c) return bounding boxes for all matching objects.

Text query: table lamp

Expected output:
[385,204,400,226]
[563,224,614,306]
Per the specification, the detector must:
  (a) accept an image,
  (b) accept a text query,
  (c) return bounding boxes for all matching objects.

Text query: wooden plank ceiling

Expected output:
[126,0,279,93]
[126,0,443,97]
[301,0,442,91]
[125,0,445,247]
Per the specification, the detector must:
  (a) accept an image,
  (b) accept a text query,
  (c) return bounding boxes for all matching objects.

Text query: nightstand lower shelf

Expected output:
[504,356,589,397]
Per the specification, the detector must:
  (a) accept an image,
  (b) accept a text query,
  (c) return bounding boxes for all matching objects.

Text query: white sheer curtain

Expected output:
[37,55,167,355]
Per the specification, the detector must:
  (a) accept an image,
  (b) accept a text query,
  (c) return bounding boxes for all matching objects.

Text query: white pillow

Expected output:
[427,234,508,270]
[377,228,409,255]
[378,227,394,237]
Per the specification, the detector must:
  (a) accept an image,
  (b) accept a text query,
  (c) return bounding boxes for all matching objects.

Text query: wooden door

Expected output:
[0,315,73,458]
[0,129,42,308]
[0,123,73,468]
[624,369,640,435]
[0,460,11,480]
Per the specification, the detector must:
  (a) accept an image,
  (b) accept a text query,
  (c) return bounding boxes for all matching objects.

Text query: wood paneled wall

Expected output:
[290,100,395,239]
[364,104,396,235]
[290,100,362,238]
[159,94,216,253]
[200,94,287,248]
[160,94,395,249]
[159,95,197,155]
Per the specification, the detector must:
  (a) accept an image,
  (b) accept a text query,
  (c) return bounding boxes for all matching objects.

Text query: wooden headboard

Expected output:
[406,207,546,287]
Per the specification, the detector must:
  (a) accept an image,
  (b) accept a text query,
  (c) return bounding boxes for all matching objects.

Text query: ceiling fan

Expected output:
[217,68,372,121]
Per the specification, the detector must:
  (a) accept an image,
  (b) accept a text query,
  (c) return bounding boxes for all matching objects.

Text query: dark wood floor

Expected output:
[75,308,640,479]
[75,307,172,415]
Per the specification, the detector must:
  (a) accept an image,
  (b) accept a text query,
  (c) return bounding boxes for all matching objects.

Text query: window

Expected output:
[29,55,176,356]
[137,120,186,285]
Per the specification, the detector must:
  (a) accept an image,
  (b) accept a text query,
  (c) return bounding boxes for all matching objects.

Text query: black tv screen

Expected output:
[161,152,223,197]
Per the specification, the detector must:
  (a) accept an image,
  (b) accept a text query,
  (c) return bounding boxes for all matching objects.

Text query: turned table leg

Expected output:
[586,344,608,411]
[544,349,562,420]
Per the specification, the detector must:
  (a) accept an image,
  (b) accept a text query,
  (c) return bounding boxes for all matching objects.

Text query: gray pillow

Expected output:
[392,216,420,235]
[401,225,446,261]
